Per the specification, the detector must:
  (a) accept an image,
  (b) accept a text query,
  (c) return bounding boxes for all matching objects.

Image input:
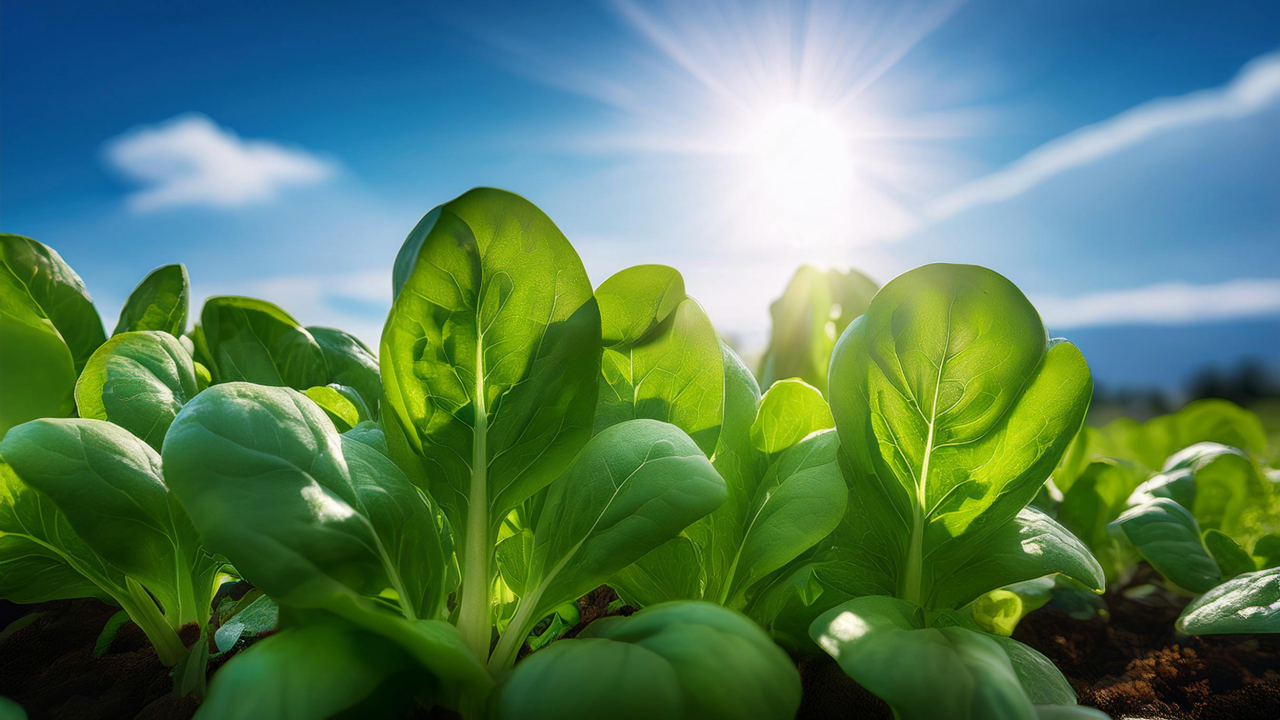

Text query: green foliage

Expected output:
[196,296,329,389]
[1177,567,1280,634]
[75,331,200,451]
[490,602,800,720]
[113,264,189,336]
[758,265,877,395]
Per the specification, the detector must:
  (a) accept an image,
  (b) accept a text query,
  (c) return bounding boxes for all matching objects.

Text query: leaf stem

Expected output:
[121,577,189,667]
[456,329,492,662]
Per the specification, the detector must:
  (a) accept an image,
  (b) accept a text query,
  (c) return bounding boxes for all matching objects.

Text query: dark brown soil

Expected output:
[0,598,203,720]
[1015,590,1280,720]
[795,653,893,719]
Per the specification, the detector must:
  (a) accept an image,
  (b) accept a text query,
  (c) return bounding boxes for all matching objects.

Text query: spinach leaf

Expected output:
[491,602,800,720]
[163,382,487,691]
[1,419,218,665]
[381,188,601,660]
[196,296,328,389]
[1176,567,1280,635]
[1108,498,1220,593]
[488,419,728,667]
[748,378,833,456]
[308,326,382,418]
[0,234,105,373]
[0,262,77,437]
[758,265,877,395]
[304,383,371,432]
[114,264,189,336]
[75,331,200,451]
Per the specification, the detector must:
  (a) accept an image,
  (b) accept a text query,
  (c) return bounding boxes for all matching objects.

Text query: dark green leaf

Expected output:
[113,264,189,336]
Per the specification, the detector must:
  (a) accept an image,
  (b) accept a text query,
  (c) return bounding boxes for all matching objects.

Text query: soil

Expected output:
[1014,590,1280,720]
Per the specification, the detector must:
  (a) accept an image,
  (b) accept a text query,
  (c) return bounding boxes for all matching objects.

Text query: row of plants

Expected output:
[1,188,1277,720]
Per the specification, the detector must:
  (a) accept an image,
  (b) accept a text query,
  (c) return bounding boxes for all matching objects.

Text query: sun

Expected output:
[737,102,855,250]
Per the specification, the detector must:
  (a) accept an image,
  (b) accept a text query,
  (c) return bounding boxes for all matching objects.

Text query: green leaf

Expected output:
[0,262,77,437]
[811,596,1054,720]
[1108,498,1220,593]
[1157,443,1272,543]
[113,264,189,336]
[969,578,1056,637]
[492,419,727,666]
[828,264,1093,608]
[1176,567,1280,635]
[1255,534,1280,569]
[303,383,370,433]
[0,234,105,374]
[722,429,845,606]
[74,331,200,451]
[759,265,877,395]
[308,326,382,419]
[2,418,218,628]
[197,296,328,389]
[163,383,455,623]
[595,264,685,346]
[493,602,800,720]
[380,188,602,659]
[749,378,833,456]
[196,625,424,720]
[1204,529,1257,581]
[1056,459,1148,579]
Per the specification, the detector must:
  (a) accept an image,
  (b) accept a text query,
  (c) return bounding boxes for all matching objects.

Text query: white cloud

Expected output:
[928,50,1280,221]
[103,113,337,213]
[1033,279,1280,330]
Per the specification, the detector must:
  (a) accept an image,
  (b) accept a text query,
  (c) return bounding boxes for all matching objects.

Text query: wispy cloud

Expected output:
[928,50,1280,221]
[103,113,337,213]
[1033,279,1280,330]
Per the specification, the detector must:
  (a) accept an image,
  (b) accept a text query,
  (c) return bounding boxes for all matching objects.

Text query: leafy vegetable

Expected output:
[0,234,105,373]
[0,418,220,665]
[74,331,200,451]
[113,264,189,336]
[1176,566,1280,634]
[380,188,603,661]
[490,602,800,720]
[195,296,329,390]
[758,265,877,395]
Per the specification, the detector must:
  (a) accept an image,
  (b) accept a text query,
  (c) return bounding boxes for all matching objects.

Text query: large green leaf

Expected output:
[380,188,601,659]
[0,234,105,373]
[308,326,382,419]
[196,624,424,720]
[1157,442,1274,543]
[0,263,77,437]
[1108,498,1220,593]
[490,419,727,667]
[759,265,877,395]
[1176,567,1280,635]
[197,296,328,389]
[811,596,1074,720]
[594,266,724,456]
[493,602,799,720]
[828,264,1093,607]
[75,331,199,451]
[1055,459,1148,580]
[113,264,189,336]
[2,418,219,627]
[721,429,845,606]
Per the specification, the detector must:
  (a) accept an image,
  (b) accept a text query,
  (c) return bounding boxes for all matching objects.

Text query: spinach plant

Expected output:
[766,263,1103,719]
[758,264,877,395]
[0,417,221,666]
[588,265,847,612]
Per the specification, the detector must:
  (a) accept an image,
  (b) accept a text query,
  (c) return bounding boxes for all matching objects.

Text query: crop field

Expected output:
[0,189,1276,720]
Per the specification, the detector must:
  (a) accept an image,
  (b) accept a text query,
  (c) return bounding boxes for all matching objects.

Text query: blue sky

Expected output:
[3,0,1278,391]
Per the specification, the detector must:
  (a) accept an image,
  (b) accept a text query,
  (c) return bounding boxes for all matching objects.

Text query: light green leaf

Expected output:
[595,264,685,346]
[74,331,199,451]
[0,262,77,437]
[1176,567,1280,635]
[113,264,188,336]
[308,326,382,419]
[722,429,845,606]
[197,296,327,389]
[380,188,601,660]
[749,378,833,456]
[214,593,279,653]
[759,265,877,395]
[1108,498,1220,593]
[0,234,105,373]
[303,383,369,433]
[493,420,727,666]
